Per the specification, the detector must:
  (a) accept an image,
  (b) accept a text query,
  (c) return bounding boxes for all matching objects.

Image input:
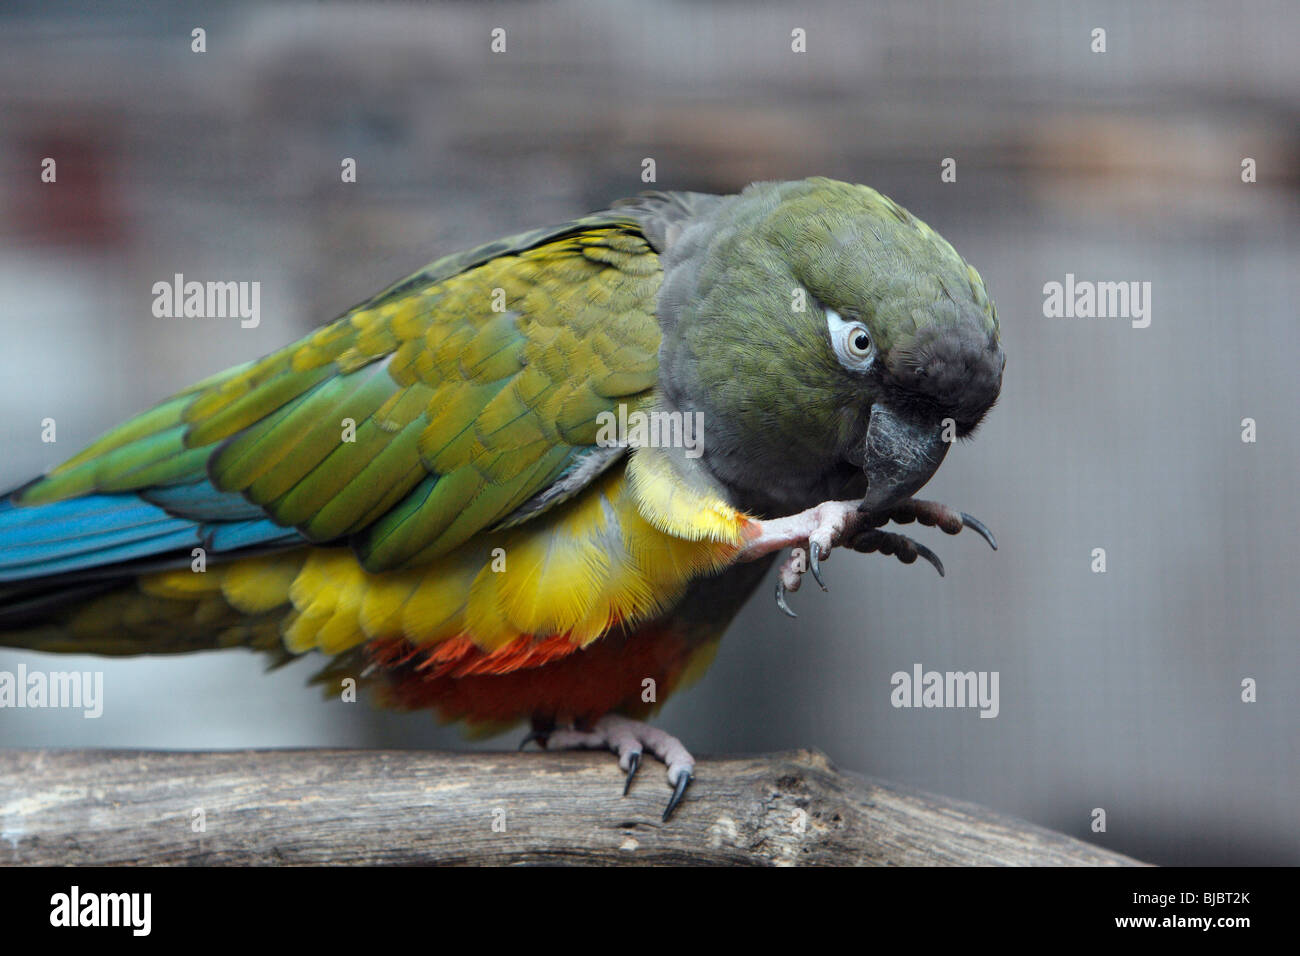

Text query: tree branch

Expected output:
[0,748,1141,865]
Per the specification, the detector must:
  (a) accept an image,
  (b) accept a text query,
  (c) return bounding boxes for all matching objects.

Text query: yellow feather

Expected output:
[464,562,519,650]
[625,444,749,545]
[358,573,422,638]
[138,568,222,598]
[219,553,301,613]
[398,560,474,641]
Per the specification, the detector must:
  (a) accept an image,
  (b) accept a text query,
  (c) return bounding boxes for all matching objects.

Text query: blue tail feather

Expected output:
[0,484,306,583]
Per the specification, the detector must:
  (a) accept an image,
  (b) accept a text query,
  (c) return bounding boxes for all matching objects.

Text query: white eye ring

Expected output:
[826,307,875,370]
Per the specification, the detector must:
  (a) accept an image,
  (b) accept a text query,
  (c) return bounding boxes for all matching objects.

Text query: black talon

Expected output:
[663,771,693,822]
[518,730,549,751]
[913,541,946,577]
[623,751,641,796]
[960,512,998,551]
[775,580,797,618]
[809,541,828,591]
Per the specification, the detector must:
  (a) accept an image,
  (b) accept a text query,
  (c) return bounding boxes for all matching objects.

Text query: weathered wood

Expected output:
[0,748,1141,866]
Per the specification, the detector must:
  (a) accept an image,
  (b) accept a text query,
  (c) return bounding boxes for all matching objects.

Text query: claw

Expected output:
[960,512,998,550]
[913,540,946,577]
[809,541,828,591]
[775,580,797,618]
[663,770,692,822]
[623,751,641,796]
[518,730,549,751]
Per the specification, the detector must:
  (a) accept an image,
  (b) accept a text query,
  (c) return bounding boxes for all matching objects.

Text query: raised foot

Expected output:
[522,714,695,822]
[737,497,997,617]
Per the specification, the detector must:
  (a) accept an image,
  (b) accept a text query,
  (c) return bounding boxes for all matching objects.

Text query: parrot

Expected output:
[0,177,1004,820]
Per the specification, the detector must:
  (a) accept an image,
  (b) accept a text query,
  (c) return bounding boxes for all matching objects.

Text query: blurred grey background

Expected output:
[1,0,1296,865]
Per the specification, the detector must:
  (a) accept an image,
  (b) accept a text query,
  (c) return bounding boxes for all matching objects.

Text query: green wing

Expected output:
[18,214,665,572]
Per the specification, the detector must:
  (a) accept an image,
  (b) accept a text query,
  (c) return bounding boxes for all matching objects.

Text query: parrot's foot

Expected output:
[736,497,996,617]
[733,498,867,617]
[522,714,694,822]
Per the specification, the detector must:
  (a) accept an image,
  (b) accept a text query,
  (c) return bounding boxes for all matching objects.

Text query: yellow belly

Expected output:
[123,454,748,658]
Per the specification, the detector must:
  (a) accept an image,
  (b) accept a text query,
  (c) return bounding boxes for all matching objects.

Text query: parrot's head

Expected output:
[657,177,1004,516]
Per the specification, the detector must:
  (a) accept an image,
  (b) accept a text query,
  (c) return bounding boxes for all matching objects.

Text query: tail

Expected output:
[0,486,299,658]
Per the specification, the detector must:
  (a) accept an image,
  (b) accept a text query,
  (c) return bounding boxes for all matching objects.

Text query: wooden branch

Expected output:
[0,748,1141,866]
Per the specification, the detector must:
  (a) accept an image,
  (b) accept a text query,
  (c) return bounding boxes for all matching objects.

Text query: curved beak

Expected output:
[857,403,949,516]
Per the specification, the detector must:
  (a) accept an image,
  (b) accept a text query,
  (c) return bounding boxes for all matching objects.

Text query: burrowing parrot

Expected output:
[0,177,1003,820]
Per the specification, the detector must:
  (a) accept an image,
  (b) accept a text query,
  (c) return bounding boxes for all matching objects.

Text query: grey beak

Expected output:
[857,404,949,515]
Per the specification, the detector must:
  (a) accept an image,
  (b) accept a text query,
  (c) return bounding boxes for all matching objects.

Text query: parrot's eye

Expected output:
[825,307,875,371]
